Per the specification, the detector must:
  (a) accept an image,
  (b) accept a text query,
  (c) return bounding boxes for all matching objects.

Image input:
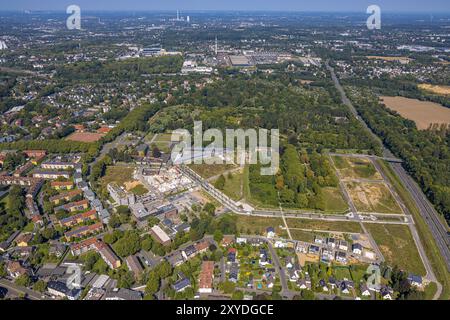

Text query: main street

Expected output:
[0,278,45,300]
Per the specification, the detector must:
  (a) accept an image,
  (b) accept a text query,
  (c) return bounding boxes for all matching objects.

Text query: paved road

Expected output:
[327,63,445,299]
[329,154,386,262]
[391,162,450,266]
[0,279,44,300]
[183,164,413,227]
[328,152,402,163]
[266,241,294,299]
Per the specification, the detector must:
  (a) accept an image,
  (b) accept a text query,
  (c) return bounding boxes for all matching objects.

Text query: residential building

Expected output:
[352,243,363,255]
[15,233,33,247]
[51,181,74,190]
[126,255,144,278]
[199,261,214,294]
[104,288,142,300]
[96,241,121,270]
[6,260,29,279]
[64,222,103,241]
[58,209,97,227]
[41,161,75,170]
[33,170,71,179]
[55,199,89,213]
[335,251,347,264]
[407,274,423,288]
[49,189,83,205]
[172,278,191,293]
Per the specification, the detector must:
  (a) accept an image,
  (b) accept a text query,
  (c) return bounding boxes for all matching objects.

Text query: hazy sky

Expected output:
[1,0,450,12]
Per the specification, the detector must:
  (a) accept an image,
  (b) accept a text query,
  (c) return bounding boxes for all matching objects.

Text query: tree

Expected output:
[118,272,135,289]
[83,251,100,271]
[155,261,172,279]
[141,236,153,251]
[0,263,6,278]
[41,228,57,240]
[203,203,216,216]
[33,280,47,293]
[231,290,244,300]
[151,145,162,158]
[220,281,235,294]
[108,214,121,228]
[145,271,160,296]
[103,232,118,245]
[15,274,32,287]
[113,231,141,257]
[213,230,224,243]
[214,175,226,190]
[300,290,315,300]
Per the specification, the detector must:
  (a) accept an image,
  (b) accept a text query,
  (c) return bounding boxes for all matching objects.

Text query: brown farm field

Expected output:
[66,132,105,142]
[345,181,403,214]
[381,96,450,130]
[332,156,382,181]
[367,56,412,64]
[418,84,450,96]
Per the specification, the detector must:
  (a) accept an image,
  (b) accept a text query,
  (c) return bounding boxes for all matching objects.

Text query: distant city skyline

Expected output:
[1,0,450,13]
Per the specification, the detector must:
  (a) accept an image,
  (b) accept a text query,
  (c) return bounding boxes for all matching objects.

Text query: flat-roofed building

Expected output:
[107,183,136,206]
[150,225,171,246]
[130,202,149,221]
[33,170,70,180]
[41,161,75,170]
[229,55,251,67]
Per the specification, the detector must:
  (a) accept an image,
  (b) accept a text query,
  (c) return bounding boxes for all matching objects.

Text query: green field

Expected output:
[365,223,426,276]
[332,156,381,180]
[100,166,135,189]
[189,162,237,180]
[130,184,148,196]
[242,165,278,209]
[213,170,244,201]
[322,187,349,212]
[235,215,288,238]
[285,218,363,234]
[376,160,449,299]
[151,133,173,153]
[289,229,319,242]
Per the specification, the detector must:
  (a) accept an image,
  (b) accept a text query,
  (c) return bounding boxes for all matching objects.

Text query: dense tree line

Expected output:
[171,75,380,153]
[248,144,339,210]
[0,186,27,242]
[347,87,450,223]
[56,56,183,83]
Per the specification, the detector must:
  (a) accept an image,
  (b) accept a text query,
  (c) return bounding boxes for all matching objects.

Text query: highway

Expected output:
[327,63,450,272]
[390,162,450,267]
[327,63,448,298]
